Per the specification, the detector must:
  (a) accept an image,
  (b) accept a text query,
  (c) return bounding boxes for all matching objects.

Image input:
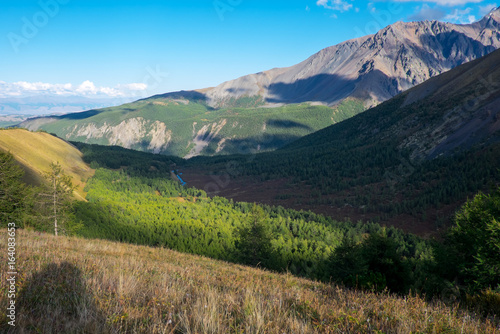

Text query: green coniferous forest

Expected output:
[186,94,500,226]
[3,142,495,305]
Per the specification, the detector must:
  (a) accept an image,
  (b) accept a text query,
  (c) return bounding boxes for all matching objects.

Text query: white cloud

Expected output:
[409,4,445,20]
[394,0,483,6]
[0,81,149,99]
[479,3,498,15]
[317,0,353,12]
[120,83,148,91]
[444,7,477,23]
[76,80,98,94]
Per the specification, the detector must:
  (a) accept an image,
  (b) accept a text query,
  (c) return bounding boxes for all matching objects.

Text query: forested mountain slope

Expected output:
[183,48,500,234]
[20,99,364,158]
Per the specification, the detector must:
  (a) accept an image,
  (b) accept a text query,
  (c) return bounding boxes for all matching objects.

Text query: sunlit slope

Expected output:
[0,129,94,200]
[20,98,365,157]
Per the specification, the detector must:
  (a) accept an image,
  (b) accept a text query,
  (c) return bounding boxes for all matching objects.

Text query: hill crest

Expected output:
[0,128,93,200]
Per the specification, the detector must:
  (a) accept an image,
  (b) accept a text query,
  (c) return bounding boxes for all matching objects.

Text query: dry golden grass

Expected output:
[0,229,498,333]
[0,128,94,200]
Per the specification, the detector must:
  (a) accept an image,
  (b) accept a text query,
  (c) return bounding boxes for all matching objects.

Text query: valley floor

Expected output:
[180,168,455,238]
[1,229,498,333]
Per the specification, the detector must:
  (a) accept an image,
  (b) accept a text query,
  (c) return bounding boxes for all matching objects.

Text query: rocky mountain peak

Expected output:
[192,11,499,109]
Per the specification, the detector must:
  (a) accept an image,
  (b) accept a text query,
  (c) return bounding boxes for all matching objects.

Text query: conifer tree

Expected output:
[39,162,76,236]
[448,187,500,292]
[236,204,274,267]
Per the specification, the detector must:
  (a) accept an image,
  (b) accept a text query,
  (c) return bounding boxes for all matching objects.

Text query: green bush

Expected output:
[448,187,500,293]
[328,232,410,293]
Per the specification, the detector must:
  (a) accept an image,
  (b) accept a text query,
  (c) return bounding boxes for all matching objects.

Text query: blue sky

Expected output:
[0,0,497,100]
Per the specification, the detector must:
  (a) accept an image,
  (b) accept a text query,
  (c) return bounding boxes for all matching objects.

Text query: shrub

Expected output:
[448,187,500,293]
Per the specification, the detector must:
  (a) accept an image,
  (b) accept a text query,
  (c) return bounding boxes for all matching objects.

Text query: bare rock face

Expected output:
[64,118,172,153]
[198,7,500,108]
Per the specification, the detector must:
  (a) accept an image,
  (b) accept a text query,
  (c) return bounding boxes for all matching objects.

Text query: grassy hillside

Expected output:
[0,128,94,200]
[20,98,365,157]
[1,229,498,333]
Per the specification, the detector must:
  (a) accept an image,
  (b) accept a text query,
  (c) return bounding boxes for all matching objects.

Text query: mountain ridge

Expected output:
[192,9,500,108]
[19,9,500,158]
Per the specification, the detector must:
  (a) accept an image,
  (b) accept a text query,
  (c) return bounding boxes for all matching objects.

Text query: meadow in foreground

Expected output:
[0,229,498,333]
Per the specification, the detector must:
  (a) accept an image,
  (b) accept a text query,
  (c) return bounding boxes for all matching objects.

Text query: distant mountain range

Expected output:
[20,7,500,158]
[0,114,29,128]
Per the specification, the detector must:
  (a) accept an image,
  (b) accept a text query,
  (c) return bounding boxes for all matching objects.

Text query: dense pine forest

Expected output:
[186,93,500,226]
[2,143,499,312]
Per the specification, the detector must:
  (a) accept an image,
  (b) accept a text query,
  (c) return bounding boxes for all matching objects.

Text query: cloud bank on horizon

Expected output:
[0,80,148,99]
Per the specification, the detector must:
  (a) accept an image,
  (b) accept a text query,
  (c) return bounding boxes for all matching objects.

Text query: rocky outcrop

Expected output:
[396,47,500,160]
[184,119,227,159]
[65,118,172,152]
